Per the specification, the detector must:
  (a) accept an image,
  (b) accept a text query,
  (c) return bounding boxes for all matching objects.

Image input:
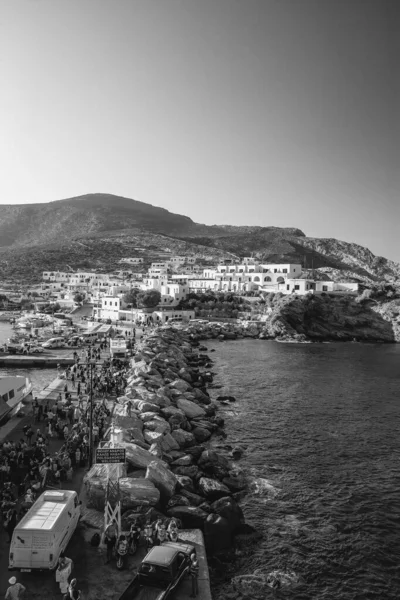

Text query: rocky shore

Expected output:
[84,325,257,574]
[189,293,400,343]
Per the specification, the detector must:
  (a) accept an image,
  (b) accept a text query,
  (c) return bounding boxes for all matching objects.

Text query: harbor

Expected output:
[0,322,217,600]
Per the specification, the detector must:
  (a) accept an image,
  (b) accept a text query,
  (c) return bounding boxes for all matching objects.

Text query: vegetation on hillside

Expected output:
[177,292,253,319]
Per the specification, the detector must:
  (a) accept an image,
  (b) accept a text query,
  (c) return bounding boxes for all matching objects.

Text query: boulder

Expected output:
[167,494,191,509]
[139,412,159,423]
[168,413,188,431]
[146,460,177,501]
[133,400,161,414]
[124,442,167,471]
[160,406,185,419]
[192,389,212,405]
[192,427,212,443]
[144,430,164,445]
[177,398,206,419]
[222,473,248,492]
[184,445,206,461]
[166,506,209,530]
[160,432,181,453]
[230,446,244,460]
[171,455,193,467]
[173,465,200,480]
[144,419,171,434]
[198,450,232,476]
[119,477,160,509]
[210,496,245,531]
[169,379,191,393]
[119,427,145,445]
[171,429,196,448]
[175,475,195,492]
[198,477,231,500]
[179,488,205,507]
[148,443,163,459]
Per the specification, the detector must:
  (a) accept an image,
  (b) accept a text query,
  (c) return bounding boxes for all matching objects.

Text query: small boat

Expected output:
[0,375,33,421]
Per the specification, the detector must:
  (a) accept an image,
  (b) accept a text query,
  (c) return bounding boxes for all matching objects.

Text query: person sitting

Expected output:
[167,518,179,542]
[155,523,168,545]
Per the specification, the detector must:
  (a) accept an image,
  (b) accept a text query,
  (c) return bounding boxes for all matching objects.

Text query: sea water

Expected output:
[207,339,400,599]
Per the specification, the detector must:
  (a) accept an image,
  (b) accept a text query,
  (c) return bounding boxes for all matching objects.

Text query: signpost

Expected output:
[95,447,126,464]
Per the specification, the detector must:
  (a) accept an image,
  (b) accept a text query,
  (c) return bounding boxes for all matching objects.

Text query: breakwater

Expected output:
[84,325,254,565]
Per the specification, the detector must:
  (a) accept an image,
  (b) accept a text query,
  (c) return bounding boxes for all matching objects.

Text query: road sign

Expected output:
[95,447,126,464]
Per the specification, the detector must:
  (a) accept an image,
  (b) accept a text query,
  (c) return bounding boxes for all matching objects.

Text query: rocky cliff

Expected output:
[188,295,400,343]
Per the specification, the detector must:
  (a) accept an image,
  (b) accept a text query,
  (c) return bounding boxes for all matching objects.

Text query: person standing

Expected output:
[189,553,199,598]
[64,578,81,600]
[56,553,73,595]
[5,577,26,600]
[104,518,119,564]
[5,508,18,543]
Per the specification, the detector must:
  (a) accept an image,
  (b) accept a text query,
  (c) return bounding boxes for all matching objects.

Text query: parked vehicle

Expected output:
[9,490,81,572]
[41,337,66,349]
[22,344,44,354]
[118,541,195,600]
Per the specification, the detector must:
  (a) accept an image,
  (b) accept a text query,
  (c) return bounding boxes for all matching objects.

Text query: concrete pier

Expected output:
[0,355,75,367]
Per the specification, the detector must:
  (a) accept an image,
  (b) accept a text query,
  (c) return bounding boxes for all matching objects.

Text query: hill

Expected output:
[0,193,398,284]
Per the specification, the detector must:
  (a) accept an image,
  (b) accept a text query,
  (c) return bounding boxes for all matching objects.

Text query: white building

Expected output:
[42,271,70,282]
[169,256,186,266]
[119,257,144,265]
[278,279,359,296]
[159,283,189,306]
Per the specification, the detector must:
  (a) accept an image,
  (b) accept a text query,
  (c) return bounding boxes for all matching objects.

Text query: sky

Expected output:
[0,0,399,260]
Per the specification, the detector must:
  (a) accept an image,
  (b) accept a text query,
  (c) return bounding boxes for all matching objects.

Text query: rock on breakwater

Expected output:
[84,325,254,557]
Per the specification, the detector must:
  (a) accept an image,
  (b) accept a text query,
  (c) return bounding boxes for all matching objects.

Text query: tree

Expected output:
[74,293,84,303]
[123,289,140,307]
[137,290,161,308]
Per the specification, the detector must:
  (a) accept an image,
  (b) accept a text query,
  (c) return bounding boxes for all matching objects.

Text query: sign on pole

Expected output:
[95,447,126,464]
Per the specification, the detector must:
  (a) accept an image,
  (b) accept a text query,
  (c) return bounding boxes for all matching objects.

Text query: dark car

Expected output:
[118,541,195,600]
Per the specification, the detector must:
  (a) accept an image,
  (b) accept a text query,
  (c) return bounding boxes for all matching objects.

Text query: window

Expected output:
[104,301,107,305]
[8,389,14,399]
[115,302,118,306]
[283,269,287,273]
[322,286,328,292]
[294,285,300,290]
[274,269,277,273]
[287,284,290,290]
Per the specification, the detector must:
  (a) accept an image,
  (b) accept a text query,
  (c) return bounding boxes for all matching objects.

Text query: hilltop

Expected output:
[0,193,398,283]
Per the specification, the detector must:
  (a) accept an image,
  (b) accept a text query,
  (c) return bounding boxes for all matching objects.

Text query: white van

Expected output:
[81,331,100,343]
[9,490,80,572]
[42,337,66,349]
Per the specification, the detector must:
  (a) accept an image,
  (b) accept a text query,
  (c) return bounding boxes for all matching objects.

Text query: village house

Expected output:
[119,257,144,265]
[159,283,189,306]
[42,271,71,283]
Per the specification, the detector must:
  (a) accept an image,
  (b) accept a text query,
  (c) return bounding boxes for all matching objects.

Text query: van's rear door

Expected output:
[31,533,52,568]
[12,532,33,569]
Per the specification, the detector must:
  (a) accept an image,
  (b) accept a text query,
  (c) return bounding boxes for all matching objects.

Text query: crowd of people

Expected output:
[0,344,131,547]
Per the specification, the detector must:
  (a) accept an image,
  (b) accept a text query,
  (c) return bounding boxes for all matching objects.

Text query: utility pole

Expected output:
[87,358,103,468]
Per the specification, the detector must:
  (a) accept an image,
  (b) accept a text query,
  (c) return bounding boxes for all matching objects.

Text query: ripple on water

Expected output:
[208,339,400,600]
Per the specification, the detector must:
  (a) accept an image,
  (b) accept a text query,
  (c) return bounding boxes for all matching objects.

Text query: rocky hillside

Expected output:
[186,294,400,343]
[0,193,198,247]
[0,193,399,283]
[254,294,400,343]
